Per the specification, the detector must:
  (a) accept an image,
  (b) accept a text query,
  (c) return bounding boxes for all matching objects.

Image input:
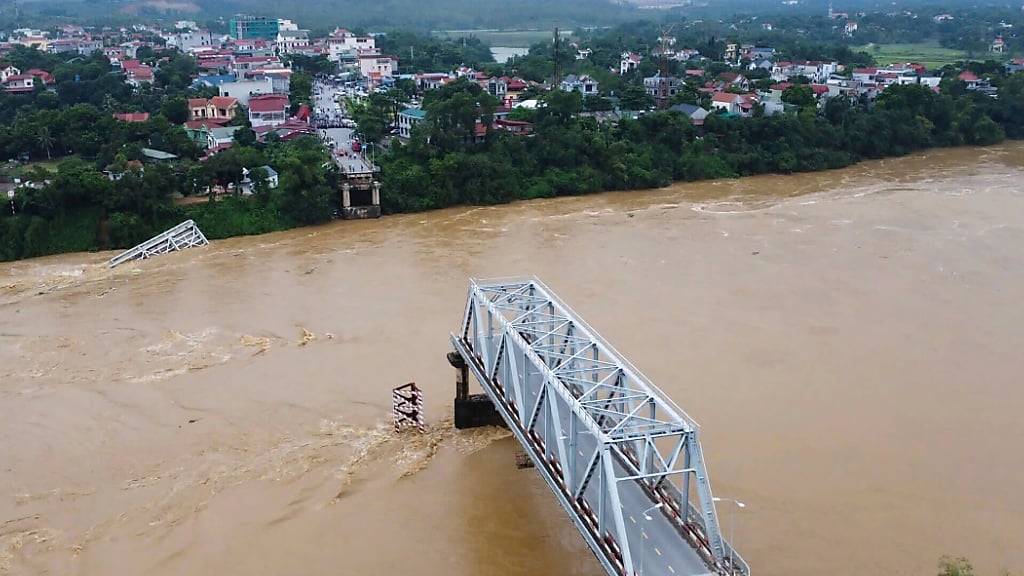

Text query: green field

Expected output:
[853,42,971,69]
[432,29,572,48]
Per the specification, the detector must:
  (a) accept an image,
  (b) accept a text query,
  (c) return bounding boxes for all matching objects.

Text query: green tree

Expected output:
[35,126,54,160]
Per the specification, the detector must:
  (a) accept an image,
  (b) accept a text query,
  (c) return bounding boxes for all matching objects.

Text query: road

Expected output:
[570,429,713,576]
[312,78,373,174]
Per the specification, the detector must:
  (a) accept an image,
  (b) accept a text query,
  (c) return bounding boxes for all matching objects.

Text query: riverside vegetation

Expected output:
[2,23,1024,261]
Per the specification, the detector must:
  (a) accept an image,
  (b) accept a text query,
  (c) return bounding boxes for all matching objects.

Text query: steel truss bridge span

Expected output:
[450,278,749,576]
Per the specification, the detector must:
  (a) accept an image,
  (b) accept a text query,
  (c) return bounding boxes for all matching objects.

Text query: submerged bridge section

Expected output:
[108,220,209,268]
[450,278,749,576]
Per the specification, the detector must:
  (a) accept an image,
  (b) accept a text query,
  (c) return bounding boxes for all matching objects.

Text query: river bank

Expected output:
[2,143,1023,576]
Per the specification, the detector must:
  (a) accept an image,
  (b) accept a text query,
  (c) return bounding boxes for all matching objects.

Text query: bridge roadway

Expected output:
[451,278,747,576]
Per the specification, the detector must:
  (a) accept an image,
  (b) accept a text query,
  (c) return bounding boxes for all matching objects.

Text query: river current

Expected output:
[1,144,1022,576]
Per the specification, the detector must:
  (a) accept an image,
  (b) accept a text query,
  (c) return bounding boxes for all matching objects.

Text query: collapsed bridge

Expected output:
[449,277,749,576]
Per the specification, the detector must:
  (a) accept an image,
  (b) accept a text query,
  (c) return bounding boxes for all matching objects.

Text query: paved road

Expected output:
[313,79,375,173]
[570,431,712,576]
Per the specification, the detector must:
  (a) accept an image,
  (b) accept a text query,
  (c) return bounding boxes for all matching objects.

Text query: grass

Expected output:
[852,41,971,69]
[432,29,572,48]
[1,157,70,181]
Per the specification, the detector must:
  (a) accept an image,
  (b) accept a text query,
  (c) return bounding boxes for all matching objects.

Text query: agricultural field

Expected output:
[432,29,572,48]
[853,42,972,69]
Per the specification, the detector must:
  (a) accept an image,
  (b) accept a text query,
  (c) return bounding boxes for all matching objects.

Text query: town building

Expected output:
[276,29,310,53]
[327,28,375,62]
[644,74,683,108]
[3,73,35,93]
[560,74,599,95]
[398,107,427,139]
[219,78,274,106]
[229,16,280,40]
[668,103,710,125]
[359,53,396,80]
[247,94,290,127]
[113,112,151,123]
[414,73,452,92]
[1,66,21,83]
[711,92,757,116]
[122,60,154,87]
[163,29,214,52]
[187,96,239,122]
[204,126,241,150]
[620,52,642,75]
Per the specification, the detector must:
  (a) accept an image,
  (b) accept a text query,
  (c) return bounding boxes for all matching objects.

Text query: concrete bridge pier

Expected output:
[447,351,504,430]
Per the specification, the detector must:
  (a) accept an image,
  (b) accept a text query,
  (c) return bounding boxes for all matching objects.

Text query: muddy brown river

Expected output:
[1,144,1022,576]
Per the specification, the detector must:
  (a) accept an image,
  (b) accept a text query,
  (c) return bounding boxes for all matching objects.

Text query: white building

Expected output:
[620,52,642,75]
[163,30,214,52]
[1,66,21,82]
[328,29,375,62]
[276,29,310,54]
[398,107,427,139]
[359,54,395,79]
[219,78,274,106]
[560,74,599,95]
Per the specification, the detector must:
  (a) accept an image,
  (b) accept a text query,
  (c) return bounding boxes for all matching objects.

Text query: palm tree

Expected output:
[35,127,54,161]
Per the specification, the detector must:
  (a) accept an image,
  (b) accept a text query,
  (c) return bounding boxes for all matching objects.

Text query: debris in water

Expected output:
[298,328,315,346]
[240,334,272,355]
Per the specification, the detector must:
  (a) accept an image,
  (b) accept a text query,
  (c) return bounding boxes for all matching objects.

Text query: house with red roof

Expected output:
[716,72,750,91]
[958,70,980,89]
[122,60,154,87]
[26,69,54,85]
[113,112,151,123]
[253,118,316,142]
[620,52,642,75]
[248,94,289,128]
[711,92,758,116]
[3,73,35,93]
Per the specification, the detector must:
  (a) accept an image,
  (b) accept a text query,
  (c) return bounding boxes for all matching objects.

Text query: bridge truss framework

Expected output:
[450,278,749,576]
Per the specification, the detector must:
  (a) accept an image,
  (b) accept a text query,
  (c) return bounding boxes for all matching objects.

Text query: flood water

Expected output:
[1,144,1022,576]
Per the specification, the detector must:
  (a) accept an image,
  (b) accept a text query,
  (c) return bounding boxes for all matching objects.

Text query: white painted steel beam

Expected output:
[451,278,749,576]
[108,220,209,268]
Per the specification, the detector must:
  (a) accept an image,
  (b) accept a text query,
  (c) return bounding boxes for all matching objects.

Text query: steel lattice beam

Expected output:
[451,277,749,576]
[108,220,209,268]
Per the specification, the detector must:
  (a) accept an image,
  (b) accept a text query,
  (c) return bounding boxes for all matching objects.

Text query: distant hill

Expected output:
[8,0,638,31]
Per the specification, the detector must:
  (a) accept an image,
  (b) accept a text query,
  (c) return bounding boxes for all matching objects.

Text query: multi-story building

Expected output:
[229,16,280,40]
[163,30,215,52]
[398,107,427,139]
[644,74,683,108]
[219,78,274,106]
[560,74,600,95]
[358,53,396,80]
[248,94,289,128]
[620,52,642,75]
[187,96,239,122]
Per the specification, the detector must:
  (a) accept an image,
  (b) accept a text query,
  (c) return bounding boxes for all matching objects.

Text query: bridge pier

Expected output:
[447,351,504,430]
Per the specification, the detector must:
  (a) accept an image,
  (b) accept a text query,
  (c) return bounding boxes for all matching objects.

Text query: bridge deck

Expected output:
[451,278,749,576]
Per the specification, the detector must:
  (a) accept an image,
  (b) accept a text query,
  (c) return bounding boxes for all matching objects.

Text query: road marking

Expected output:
[655,547,661,556]
[641,531,648,540]
[630,515,636,524]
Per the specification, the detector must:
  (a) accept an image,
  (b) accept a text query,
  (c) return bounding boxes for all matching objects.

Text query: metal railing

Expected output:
[108,220,209,268]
